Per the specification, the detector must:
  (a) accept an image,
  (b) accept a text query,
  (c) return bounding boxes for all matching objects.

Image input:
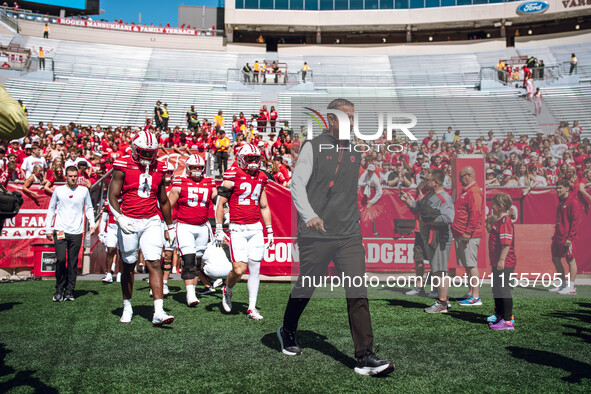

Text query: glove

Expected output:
[265,225,274,249]
[166,224,176,245]
[98,232,106,245]
[117,215,135,234]
[215,224,225,247]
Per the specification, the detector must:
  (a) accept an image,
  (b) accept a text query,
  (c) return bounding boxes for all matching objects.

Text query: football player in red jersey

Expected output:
[108,131,176,326]
[215,143,273,320]
[169,154,218,307]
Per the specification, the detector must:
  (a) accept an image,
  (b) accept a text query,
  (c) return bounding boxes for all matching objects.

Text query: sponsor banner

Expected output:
[56,18,211,36]
[516,1,550,15]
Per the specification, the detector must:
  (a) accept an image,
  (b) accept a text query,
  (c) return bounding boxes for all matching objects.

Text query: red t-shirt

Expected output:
[173,176,215,225]
[113,156,165,219]
[488,215,517,268]
[554,193,580,242]
[223,166,267,225]
[451,182,484,239]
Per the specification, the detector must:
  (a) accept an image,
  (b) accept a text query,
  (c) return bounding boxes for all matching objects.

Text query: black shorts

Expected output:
[413,232,426,264]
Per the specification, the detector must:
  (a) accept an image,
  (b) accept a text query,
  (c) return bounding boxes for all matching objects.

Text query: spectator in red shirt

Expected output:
[0,161,18,187]
[451,166,484,305]
[423,129,435,147]
[269,106,278,134]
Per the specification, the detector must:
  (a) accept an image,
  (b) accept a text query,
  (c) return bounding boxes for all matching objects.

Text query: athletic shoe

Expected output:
[212,278,223,288]
[558,286,576,295]
[152,311,174,326]
[405,287,425,296]
[458,292,472,300]
[427,290,438,298]
[487,314,515,323]
[277,326,301,356]
[247,308,263,320]
[120,308,133,323]
[458,297,482,306]
[424,300,449,313]
[102,272,113,283]
[187,293,200,307]
[198,287,216,296]
[136,264,144,274]
[116,272,121,283]
[163,283,170,296]
[64,291,75,301]
[222,286,232,312]
[354,352,394,376]
[52,290,64,302]
[549,284,565,293]
[489,319,514,330]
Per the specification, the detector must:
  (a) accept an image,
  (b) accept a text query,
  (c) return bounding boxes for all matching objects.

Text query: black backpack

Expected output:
[0,186,23,218]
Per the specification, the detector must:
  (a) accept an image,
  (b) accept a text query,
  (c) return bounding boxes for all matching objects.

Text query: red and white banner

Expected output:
[56,18,215,36]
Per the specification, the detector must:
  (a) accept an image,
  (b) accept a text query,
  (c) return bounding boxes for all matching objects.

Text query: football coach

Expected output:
[277,98,393,376]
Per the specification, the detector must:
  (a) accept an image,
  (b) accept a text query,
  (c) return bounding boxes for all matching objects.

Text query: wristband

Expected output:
[167,224,175,230]
[266,225,273,233]
[216,223,223,230]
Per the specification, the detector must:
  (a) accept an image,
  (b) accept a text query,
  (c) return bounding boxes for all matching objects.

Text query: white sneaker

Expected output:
[222,286,232,312]
[172,267,178,274]
[212,278,223,288]
[558,286,576,295]
[405,287,425,296]
[152,311,174,326]
[549,284,565,293]
[120,308,133,323]
[163,283,170,296]
[116,272,121,283]
[102,272,113,283]
[247,308,263,320]
[427,290,438,298]
[187,293,200,307]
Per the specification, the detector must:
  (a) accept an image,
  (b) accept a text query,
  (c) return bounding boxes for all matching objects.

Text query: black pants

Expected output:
[216,151,228,175]
[54,232,83,293]
[491,267,515,321]
[302,71,307,82]
[43,31,48,39]
[283,235,374,358]
[39,58,45,70]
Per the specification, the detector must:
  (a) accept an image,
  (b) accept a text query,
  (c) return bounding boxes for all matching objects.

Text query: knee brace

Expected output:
[181,254,197,280]
[161,252,173,272]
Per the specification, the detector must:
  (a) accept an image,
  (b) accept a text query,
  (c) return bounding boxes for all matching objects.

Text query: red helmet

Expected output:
[131,131,158,167]
[237,143,261,172]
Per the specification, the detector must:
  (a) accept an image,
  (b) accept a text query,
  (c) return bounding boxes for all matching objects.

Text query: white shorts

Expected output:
[229,222,264,263]
[106,223,118,249]
[177,222,210,257]
[118,215,163,264]
[161,220,176,252]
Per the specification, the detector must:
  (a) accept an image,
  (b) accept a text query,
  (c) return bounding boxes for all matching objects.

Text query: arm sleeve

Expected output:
[290,142,317,223]
[84,189,95,225]
[465,191,483,235]
[45,189,58,232]
[567,199,580,241]
[368,175,383,205]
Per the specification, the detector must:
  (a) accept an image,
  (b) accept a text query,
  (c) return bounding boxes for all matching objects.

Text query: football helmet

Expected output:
[185,154,205,180]
[237,143,261,172]
[131,131,159,168]
[165,162,175,183]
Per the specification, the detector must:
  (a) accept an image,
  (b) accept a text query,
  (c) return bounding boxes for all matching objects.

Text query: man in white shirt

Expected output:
[358,164,383,208]
[45,165,95,302]
[20,146,47,178]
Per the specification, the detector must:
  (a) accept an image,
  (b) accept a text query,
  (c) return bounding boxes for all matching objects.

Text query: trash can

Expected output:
[31,243,56,277]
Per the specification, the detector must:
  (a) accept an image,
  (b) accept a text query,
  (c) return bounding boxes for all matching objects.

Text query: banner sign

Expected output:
[56,18,214,36]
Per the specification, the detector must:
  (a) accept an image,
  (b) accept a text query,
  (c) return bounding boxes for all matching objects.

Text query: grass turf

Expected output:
[0,280,590,393]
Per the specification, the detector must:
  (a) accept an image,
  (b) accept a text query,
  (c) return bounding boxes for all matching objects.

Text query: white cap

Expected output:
[24,144,32,149]
[367,164,376,171]
[503,169,512,176]
[10,139,19,144]
[422,162,430,169]
[531,152,539,157]
[56,140,64,145]
[486,169,495,174]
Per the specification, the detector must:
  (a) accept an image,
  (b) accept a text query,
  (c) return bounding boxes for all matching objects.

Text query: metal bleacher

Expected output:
[542,86,591,129]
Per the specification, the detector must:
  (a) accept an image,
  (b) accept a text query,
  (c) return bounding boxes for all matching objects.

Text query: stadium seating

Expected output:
[542,86,591,129]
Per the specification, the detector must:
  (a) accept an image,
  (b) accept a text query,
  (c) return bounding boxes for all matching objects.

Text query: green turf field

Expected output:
[1,280,590,393]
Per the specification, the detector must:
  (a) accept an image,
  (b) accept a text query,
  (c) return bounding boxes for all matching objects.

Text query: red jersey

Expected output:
[0,168,12,187]
[101,200,117,225]
[223,166,267,225]
[173,176,215,225]
[554,193,580,242]
[546,167,559,186]
[113,155,165,219]
[488,215,517,268]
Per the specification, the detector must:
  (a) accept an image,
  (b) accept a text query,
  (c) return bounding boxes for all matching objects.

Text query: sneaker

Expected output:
[172,267,178,274]
[120,308,133,323]
[222,286,232,312]
[163,283,170,296]
[187,293,200,307]
[458,297,482,306]
[52,290,64,302]
[277,326,301,356]
[424,300,449,313]
[405,287,425,296]
[459,292,472,300]
[427,290,438,298]
[64,291,75,301]
[102,272,113,283]
[558,286,576,295]
[212,278,223,288]
[152,311,174,326]
[137,264,144,274]
[198,287,216,296]
[489,319,514,330]
[354,352,394,376]
[487,314,515,324]
[116,272,121,283]
[247,308,263,320]
[549,284,565,293]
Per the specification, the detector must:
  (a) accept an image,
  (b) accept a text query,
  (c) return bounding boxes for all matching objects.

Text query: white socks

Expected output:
[186,284,196,297]
[247,259,261,310]
[154,298,164,314]
[123,298,132,311]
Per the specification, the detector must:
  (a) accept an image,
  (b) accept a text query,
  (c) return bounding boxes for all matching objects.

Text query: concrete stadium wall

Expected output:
[278,38,506,55]
[17,20,226,51]
[515,30,591,48]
